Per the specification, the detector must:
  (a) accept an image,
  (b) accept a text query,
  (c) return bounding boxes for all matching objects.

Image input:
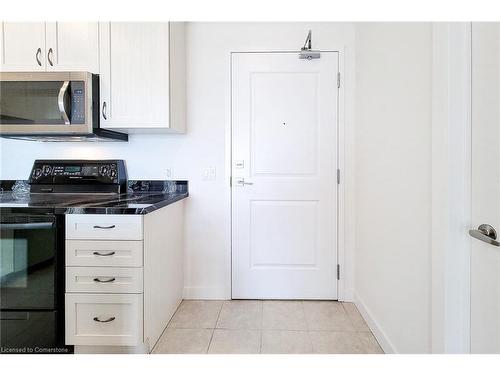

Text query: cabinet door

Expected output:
[99,22,170,129]
[45,22,99,73]
[1,22,46,71]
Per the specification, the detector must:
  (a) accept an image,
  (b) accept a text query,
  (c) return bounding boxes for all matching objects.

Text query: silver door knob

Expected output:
[235,177,253,186]
[469,224,500,246]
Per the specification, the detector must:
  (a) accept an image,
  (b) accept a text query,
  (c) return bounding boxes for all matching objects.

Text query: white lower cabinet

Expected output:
[66,267,143,294]
[65,200,185,352]
[65,293,143,346]
[66,240,143,267]
[66,214,143,241]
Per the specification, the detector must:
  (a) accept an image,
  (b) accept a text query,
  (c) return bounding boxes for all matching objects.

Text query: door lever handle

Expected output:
[469,224,500,246]
[235,178,254,186]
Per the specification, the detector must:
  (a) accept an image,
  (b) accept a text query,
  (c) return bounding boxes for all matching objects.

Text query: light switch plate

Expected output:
[203,167,216,181]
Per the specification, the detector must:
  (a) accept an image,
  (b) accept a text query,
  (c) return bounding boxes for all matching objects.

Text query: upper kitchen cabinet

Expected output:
[0,22,99,73]
[1,22,46,71]
[45,22,99,72]
[99,22,186,133]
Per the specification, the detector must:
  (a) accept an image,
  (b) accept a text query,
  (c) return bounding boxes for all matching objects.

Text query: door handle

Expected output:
[93,225,115,229]
[0,222,53,230]
[469,224,500,246]
[102,101,107,120]
[47,48,54,66]
[58,81,70,124]
[35,48,42,66]
[93,316,115,323]
[93,251,115,256]
[235,178,254,186]
[93,277,116,283]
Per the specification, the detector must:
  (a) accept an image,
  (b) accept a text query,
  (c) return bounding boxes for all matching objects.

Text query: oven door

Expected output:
[0,311,58,350]
[0,72,93,135]
[0,213,57,310]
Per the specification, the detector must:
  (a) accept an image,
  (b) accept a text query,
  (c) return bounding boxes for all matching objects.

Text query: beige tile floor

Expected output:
[152,300,384,354]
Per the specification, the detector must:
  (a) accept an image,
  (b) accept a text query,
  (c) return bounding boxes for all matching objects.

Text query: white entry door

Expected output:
[470,23,500,353]
[231,52,339,300]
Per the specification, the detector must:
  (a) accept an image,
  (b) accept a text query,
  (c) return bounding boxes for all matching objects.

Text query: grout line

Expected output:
[206,328,215,354]
[207,301,225,353]
[260,300,264,329]
[259,301,264,353]
[214,300,225,328]
[301,300,311,331]
[259,329,263,354]
[150,299,185,353]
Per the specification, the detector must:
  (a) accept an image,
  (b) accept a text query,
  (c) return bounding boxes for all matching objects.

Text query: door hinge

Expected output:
[337,264,340,280]
[337,72,341,88]
[337,169,340,184]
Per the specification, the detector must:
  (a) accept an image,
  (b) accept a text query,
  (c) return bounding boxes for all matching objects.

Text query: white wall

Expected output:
[354,23,433,353]
[0,22,356,300]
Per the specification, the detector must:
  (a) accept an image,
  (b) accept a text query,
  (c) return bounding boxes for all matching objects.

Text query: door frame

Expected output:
[431,22,472,353]
[227,49,349,301]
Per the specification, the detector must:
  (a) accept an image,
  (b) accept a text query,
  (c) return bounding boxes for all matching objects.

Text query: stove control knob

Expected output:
[99,165,109,176]
[43,165,52,175]
[33,168,42,179]
[110,169,117,178]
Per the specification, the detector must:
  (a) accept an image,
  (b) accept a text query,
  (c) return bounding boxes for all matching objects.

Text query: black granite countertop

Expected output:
[0,180,188,215]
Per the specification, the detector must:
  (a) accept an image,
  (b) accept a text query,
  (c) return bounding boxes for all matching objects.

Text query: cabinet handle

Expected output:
[93,277,116,283]
[93,225,115,229]
[47,48,54,66]
[92,251,115,257]
[93,316,116,323]
[35,48,42,66]
[102,101,107,120]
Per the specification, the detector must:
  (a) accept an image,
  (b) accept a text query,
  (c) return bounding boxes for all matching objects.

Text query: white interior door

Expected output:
[470,23,500,353]
[231,52,339,300]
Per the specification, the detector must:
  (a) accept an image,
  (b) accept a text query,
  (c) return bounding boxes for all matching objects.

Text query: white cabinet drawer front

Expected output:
[66,240,143,267]
[66,267,143,293]
[65,293,143,346]
[66,215,143,240]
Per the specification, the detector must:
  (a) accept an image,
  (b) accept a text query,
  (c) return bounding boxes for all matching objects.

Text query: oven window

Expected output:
[0,216,56,310]
[0,81,69,125]
[1,237,28,288]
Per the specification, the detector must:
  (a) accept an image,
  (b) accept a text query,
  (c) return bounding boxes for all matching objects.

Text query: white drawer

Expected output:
[66,214,143,240]
[66,240,143,267]
[66,267,143,294]
[65,293,143,346]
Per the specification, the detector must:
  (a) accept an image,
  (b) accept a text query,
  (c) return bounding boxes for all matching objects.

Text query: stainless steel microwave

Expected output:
[0,72,127,141]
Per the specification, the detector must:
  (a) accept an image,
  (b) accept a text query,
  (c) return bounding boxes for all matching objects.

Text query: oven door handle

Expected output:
[0,222,54,230]
[58,80,70,125]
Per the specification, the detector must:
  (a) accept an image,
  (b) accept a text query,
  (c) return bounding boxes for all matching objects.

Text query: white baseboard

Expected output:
[354,292,398,354]
[183,286,227,300]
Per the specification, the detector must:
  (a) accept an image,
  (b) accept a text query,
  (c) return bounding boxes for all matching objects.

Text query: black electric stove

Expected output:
[0,160,127,354]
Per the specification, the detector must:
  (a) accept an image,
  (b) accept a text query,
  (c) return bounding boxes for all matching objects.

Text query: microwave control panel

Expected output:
[70,81,85,124]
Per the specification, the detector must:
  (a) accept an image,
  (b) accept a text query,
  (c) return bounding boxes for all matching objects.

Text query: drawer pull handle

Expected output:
[93,316,116,323]
[93,251,116,257]
[93,277,116,283]
[93,225,116,229]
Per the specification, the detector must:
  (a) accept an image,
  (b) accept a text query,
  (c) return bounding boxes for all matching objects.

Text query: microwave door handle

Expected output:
[58,81,70,125]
